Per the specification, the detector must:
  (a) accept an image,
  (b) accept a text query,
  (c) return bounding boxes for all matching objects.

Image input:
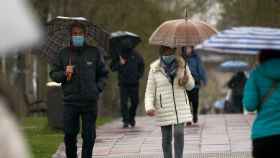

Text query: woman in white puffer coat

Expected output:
[145,46,195,158]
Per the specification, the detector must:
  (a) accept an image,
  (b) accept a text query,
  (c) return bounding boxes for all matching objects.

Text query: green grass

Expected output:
[23,116,112,158]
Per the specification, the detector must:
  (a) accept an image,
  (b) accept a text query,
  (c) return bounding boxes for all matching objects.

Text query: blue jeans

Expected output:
[161,123,184,158]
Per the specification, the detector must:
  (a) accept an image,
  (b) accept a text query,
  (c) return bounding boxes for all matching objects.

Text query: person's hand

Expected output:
[119,56,126,65]
[146,109,155,117]
[65,65,74,80]
[66,65,74,74]
[182,70,189,82]
[246,112,255,115]
[179,70,189,86]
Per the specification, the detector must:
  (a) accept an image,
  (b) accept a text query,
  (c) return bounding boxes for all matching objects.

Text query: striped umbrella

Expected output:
[196,27,280,55]
[218,60,251,72]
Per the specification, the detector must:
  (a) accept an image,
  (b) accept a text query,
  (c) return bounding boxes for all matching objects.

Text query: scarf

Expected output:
[160,58,177,82]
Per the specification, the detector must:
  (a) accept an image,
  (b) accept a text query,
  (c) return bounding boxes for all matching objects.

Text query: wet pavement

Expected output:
[53,114,255,158]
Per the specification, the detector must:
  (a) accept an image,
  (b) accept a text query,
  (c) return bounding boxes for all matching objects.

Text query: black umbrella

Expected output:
[110,31,141,49]
[109,31,141,62]
[38,16,109,63]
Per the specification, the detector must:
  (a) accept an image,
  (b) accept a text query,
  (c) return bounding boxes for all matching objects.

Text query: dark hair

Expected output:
[159,46,176,56]
[69,22,86,33]
[181,46,194,54]
[259,49,280,64]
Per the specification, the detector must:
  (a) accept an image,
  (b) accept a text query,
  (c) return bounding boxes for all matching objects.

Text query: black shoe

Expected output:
[123,123,129,128]
[130,120,136,127]
[186,122,192,126]
[193,115,198,123]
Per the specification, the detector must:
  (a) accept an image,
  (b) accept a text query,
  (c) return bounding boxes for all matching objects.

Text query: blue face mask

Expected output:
[72,36,85,47]
[162,55,176,64]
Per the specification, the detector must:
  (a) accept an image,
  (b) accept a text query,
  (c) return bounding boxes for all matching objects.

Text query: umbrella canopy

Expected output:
[39,16,109,63]
[214,99,225,109]
[110,31,141,49]
[196,27,280,55]
[149,19,217,48]
[218,60,251,72]
[109,31,141,61]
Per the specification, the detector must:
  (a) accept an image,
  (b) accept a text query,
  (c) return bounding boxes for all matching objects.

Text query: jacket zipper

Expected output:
[183,90,188,105]
[172,84,179,124]
[159,70,179,124]
[160,94,163,108]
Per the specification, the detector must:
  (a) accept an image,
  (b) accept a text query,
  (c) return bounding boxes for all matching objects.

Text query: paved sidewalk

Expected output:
[53,114,255,158]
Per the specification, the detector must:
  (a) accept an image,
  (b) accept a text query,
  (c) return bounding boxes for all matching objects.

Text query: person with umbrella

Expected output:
[149,13,216,126]
[49,22,109,158]
[181,46,207,124]
[243,49,280,158]
[147,14,216,158]
[217,60,250,114]
[110,31,145,128]
[145,46,194,158]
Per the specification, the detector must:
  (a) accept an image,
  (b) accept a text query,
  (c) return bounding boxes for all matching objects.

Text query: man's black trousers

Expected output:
[120,85,139,125]
[64,102,97,158]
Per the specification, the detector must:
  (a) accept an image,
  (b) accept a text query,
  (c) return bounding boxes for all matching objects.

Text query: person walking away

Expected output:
[145,46,195,158]
[181,46,207,124]
[111,47,144,128]
[226,71,247,113]
[50,22,109,158]
[243,49,280,158]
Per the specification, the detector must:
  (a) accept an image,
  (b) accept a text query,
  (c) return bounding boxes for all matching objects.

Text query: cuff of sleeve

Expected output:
[145,105,155,112]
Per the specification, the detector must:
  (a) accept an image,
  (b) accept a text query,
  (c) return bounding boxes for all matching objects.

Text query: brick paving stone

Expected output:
[201,145,231,153]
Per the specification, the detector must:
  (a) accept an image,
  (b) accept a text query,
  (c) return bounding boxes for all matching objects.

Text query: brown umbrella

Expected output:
[149,19,217,48]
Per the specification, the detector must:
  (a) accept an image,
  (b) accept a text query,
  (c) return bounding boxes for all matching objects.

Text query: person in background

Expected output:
[181,46,207,124]
[225,71,247,113]
[243,49,280,158]
[50,22,108,158]
[145,46,194,158]
[111,47,144,128]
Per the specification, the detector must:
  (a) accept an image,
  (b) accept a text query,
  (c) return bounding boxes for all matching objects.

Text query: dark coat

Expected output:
[110,50,144,86]
[227,72,247,95]
[183,52,207,88]
[50,45,109,105]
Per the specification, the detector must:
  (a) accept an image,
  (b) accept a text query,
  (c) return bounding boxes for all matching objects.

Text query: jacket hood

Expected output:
[257,59,280,80]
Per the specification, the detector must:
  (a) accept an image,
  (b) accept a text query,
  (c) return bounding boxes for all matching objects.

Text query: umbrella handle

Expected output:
[185,8,189,21]
[67,72,72,81]
[184,62,187,75]
[66,50,73,81]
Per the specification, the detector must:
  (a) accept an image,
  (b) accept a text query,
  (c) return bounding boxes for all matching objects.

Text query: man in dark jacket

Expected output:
[50,22,108,158]
[111,48,144,128]
[182,46,207,124]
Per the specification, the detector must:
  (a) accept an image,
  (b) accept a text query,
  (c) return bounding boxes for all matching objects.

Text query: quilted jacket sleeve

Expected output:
[145,68,156,112]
